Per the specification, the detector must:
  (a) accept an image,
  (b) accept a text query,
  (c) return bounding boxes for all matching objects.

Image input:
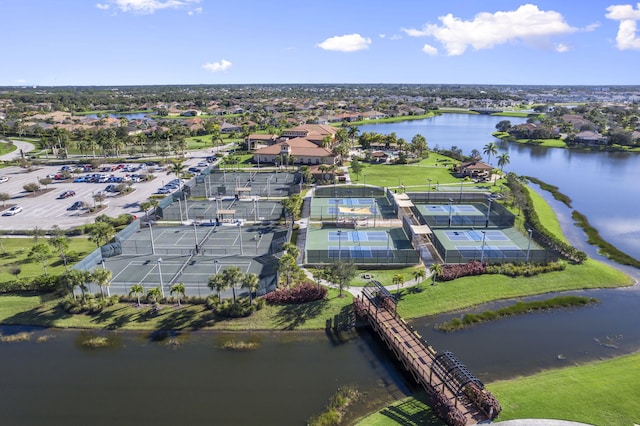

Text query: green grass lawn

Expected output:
[0,237,96,282]
[526,185,569,243]
[490,352,640,425]
[395,259,632,318]
[0,141,18,156]
[351,153,463,190]
[356,352,640,426]
[0,289,353,331]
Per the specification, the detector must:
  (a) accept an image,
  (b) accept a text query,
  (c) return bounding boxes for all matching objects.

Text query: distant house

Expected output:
[360,110,386,120]
[253,137,337,165]
[574,130,607,146]
[220,122,241,134]
[455,161,493,179]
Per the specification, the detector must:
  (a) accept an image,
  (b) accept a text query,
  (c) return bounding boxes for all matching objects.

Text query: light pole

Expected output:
[386,230,391,265]
[149,222,155,255]
[193,221,199,253]
[480,231,487,263]
[459,179,464,202]
[238,222,244,255]
[427,178,432,203]
[485,197,493,228]
[371,190,376,228]
[157,258,164,298]
[363,174,366,192]
[526,228,533,263]
[337,230,343,262]
[253,198,258,222]
[334,199,339,226]
[184,193,189,222]
[448,198,454,228]
[214,259,220,275]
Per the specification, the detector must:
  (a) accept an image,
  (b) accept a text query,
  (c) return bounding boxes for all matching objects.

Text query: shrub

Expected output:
[439,261,487,282]
[214,298,255,318]
[263,282,327,304]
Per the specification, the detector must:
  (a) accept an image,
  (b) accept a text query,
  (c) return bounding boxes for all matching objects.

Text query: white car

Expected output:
[0,176,8,183]
[3,206,22,216]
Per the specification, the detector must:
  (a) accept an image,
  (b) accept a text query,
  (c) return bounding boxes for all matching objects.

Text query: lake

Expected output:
[3,113,639,425]
[359,113,640,261]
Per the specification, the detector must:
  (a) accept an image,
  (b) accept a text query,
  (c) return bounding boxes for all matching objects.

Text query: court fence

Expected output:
[315,185,386,198]
[305,249,419,267]
[431,235,559,264]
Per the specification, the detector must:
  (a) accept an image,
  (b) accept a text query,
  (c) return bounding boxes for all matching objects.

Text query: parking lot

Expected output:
[0,155,209,231]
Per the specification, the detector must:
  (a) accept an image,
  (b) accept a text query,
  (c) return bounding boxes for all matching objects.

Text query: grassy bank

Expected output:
[356,352,640,425]
[572,210,640,268]
[436,295,598,332]
[337,112,437,126]
[526,176,573,208]
[490,351,640,425]
[396,259,632,319]
[0,289,353,331]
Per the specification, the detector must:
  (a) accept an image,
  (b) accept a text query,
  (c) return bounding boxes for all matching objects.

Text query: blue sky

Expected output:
[3,1,640,86]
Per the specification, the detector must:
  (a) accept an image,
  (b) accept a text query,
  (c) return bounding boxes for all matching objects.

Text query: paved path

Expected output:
[0,139,35,161]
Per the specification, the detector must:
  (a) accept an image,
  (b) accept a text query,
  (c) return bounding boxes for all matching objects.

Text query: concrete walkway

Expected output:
[0,139,35,161]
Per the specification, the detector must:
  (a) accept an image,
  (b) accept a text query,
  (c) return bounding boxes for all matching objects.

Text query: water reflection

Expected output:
[0,327,410,425]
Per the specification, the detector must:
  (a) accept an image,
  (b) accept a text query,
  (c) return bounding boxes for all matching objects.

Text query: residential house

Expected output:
[245,134,279,150]
[574,130,607,146]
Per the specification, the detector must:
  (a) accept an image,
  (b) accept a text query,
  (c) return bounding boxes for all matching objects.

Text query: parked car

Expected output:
[3,206,22,216]
[74,176,87,183]
[156,187,171,194]
[68,201,86,211]
[188,167,201,174]
[0,176,8,183]
[197,162,208,167]
[105,184,117,193]
[59,190,76,199]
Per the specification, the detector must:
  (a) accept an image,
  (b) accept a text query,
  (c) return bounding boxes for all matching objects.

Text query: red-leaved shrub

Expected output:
[439,261,487,282]
[263,282,327,304]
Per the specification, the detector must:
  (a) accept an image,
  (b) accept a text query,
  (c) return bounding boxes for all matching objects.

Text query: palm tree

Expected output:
[392,274,405,291]
[222,266,243,304]
[497,152,511,172]
[170,282,186,306]
[412,269,426,284]
[241,273,260,305]
[92,268,112,299]
[168,159,185,178]
[282,242,300,260]
[208,274,228,303]
[429,263,443,286]
[129,283,145,307]
[27,243,52,277]
[483,142,498,166]
[147,287,163,306]
[59,269,86,300]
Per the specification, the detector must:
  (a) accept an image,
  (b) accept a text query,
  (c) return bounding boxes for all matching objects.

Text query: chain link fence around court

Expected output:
[188,170,299,199]
[305,248,419,266]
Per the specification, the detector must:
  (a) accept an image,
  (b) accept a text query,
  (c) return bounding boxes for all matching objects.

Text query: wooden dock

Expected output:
[354,281,500,426]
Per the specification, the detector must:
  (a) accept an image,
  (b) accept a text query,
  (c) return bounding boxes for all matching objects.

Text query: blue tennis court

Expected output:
[327,206,375,215]
[456,245,524,258]
[328,198,374,205]
[328,246,392,258]
[445,229,510,242]
[424,204,481,214]
[328,230,389,242]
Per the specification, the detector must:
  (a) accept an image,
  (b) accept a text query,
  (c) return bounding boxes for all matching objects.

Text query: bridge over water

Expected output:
[354,281,501,426]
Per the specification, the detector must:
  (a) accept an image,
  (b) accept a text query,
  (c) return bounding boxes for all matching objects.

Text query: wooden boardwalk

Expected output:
[354,281,499,426]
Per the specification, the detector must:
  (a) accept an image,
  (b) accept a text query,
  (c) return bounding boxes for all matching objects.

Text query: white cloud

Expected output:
[555,43,570,52]
[202,59,232,73]
[379,34,386,39]
[316,33,372,52]
[390,34,403,41]
[403,4,576,55]
[422,44,438,56]
[98,0,202,14]
[188,7,202,15]
[14,79,27,84]
[606,4,640,50]
[584,22,601,32]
